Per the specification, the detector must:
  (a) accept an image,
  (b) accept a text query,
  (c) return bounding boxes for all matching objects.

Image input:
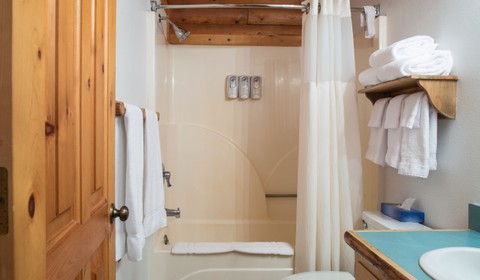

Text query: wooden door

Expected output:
[0,0,117,279]
[45,0,117,279]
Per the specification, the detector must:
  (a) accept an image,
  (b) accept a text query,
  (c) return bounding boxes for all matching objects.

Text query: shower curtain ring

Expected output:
[304,2,310,14]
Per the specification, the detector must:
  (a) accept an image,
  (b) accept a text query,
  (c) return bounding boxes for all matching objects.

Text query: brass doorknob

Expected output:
[109,203,129,224]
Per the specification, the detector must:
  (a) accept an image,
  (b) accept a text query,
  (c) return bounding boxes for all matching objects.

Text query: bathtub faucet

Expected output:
[166,208,181,219]
[163,164,172,187]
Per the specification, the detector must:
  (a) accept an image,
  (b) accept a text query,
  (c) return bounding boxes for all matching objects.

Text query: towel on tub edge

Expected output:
[171,242,294,256]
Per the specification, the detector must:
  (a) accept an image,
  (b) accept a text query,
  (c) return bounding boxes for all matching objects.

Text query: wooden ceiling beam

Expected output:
[166,23,301,46]
[169,9,248,25]
[248,9,301,25]
[161,0,304,46]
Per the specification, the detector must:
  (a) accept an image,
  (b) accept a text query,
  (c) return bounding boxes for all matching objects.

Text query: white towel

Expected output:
[376,50,453,83]
[171,242,294,256]
[366,98,390,166]
[429,106,438,170]
[143,109,167,238]
[115,118,127,261]
[360,6,376,39]
[369,35,437,68]
[384,94,409,168]
[400,92,424,129]
[398,93,431,178]
[358,67,381,87]
[124,103,146,262]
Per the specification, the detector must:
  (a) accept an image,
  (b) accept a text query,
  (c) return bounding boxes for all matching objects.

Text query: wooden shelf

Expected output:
[358,75,458,119]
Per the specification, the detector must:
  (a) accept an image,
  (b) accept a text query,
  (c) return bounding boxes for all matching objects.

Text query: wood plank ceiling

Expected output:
[163,0,303,46]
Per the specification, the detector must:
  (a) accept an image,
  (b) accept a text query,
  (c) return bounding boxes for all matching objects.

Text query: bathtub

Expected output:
[117,223,296,280]
[153,249,294,280]
[150,220,295,279]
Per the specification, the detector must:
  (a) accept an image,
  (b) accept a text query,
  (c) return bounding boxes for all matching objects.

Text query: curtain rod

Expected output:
[150,1,380,16]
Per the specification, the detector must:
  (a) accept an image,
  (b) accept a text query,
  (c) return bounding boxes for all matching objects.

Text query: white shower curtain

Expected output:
[295,0,363,273]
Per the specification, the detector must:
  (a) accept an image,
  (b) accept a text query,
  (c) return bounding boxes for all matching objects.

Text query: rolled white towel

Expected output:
[376,50,453,83]
[369,35,437,68]
[358,67,381,87]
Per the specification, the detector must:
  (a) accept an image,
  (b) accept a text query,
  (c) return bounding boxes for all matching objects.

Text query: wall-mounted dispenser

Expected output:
[238,75,250,99]
[225,75,238,99]
[250,76,262,100]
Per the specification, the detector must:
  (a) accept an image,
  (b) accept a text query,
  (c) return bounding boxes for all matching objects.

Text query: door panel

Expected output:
[45,0,79,243]
[1,0,115,279]
[45,0,116,279]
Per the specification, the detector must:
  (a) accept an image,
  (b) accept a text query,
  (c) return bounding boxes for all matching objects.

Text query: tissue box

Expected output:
[381,203,425,223]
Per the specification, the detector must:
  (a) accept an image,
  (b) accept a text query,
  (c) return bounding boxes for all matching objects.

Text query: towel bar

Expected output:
[265,194,297,198]
[115,101,160,120]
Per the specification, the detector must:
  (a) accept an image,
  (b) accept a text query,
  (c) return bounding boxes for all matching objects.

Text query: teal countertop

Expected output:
[356,230,480,279]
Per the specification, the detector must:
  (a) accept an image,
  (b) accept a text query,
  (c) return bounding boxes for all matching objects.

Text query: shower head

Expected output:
[159,16,190,42]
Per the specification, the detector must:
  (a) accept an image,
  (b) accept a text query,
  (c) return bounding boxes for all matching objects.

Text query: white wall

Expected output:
[378,0,480,229]
[115,0,159,279]
[354,31,383,212]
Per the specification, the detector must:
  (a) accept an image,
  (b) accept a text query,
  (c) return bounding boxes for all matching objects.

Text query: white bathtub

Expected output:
[151,221,295,279]
[153,249,294,280]
[116,224,295,280]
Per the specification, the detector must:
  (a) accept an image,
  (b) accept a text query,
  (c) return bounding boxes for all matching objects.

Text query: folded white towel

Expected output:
[124,103,146,262]
[143,109,167,238]
[384,94,409,129]
[358,67,381,87]
[376,50,453,83]
[366,98,390,166]
[360,6,376,39]
[384,94,409,168]
[368,98,391,128]
[171,242,294,256]
[398,93,431,178]
[369,35,437,68]
[400,92,425,129]
[429,106,438,170]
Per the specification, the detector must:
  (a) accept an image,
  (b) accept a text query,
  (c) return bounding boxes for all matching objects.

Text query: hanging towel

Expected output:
[358,67,381,87]
[376,50,453,83]
[400,92,424,129]
[398,93,431,178]
[360,6,377,39]
[369,35,437,68]
[171,242,294,256]
[429,106,438,170]
[143,109,167,238]
[115,118,127,261]
[384,94,409,169]
[366,98,391,166]
[123,103,146,262]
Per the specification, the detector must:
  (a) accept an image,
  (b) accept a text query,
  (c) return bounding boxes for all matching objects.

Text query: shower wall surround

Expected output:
[155,46,301,246]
